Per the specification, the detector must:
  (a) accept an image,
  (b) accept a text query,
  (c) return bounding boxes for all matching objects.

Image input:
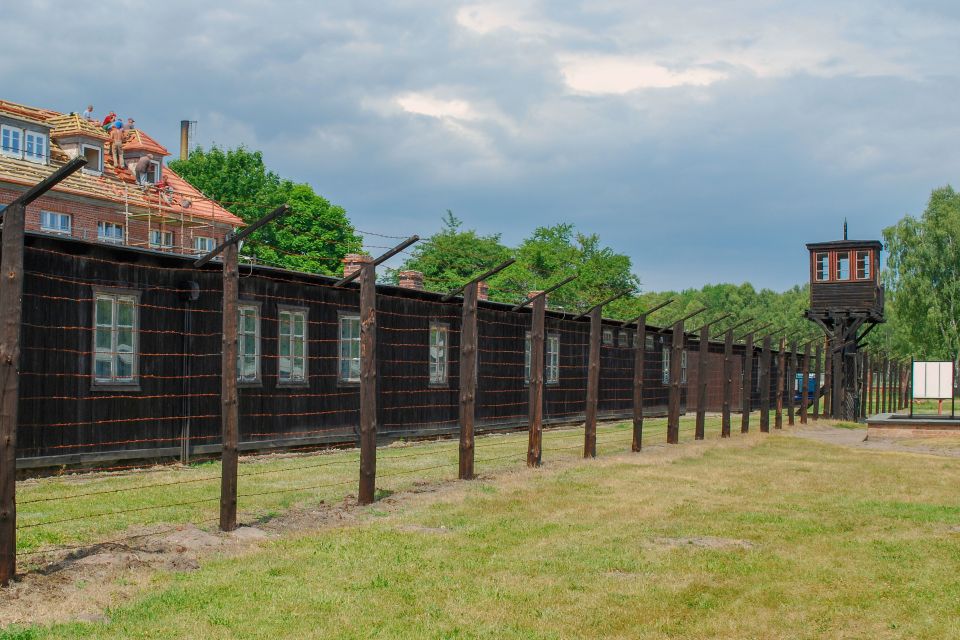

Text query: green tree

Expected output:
[168,145,361,275]
[386,211,512,293]
[881,186,960,361]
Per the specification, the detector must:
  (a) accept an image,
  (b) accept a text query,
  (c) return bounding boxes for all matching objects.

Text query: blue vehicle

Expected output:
[794,373,817,402]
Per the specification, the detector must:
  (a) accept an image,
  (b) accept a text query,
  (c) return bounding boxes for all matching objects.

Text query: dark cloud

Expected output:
[4,1,958,290]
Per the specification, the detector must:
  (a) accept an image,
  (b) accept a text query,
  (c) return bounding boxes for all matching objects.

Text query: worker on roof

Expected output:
[101,112,116,131]
[134,153,155,187]
[82,105,94,121]
[123,118,135,131]
[109,122,124,170]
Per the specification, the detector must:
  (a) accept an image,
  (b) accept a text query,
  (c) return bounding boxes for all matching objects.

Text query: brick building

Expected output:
[0,99,242,254]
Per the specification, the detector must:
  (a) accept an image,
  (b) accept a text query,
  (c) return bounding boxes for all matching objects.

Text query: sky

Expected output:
[4,1,959,292]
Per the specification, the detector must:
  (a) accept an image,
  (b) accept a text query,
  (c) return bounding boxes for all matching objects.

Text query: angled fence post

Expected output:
[458,282,478,479]
[775,335,786,429]
[813,343,822,421]
[358,258,378,504]
[741,333,754,433]
[788,339,797,426]
[696,325,710,439]
[759,335,772,432]
[800,342,811,424]
[721,327,733,437]
[584,307,601,457]
[632,316,647,451]
[527,293,545,467]
[219,240,240,529]
[667,321,683,444]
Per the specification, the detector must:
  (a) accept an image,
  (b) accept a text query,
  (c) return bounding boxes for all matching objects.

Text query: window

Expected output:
[836,251,850,280]
[662,348,671,384]
[238,305,260,383]
[81,144,103,174]
[815,252,829,281]
[681,350,688,384]
[24,130,47,164]
[278,308,307,384]
[146,160,161,184]
[40,211,71,235]
[1,125,22,158]
[429,322,449,385]
[149,230,173,248]
[602,328,613,345]
[339,314,361,383]
[525,332,561,385]
[194,236,215,253]
[546,334,560,384]
[856,250,871,280]
[97,221,124,244]
[618,330,629,348]
[93,292,138,385]
[645,334,655,351]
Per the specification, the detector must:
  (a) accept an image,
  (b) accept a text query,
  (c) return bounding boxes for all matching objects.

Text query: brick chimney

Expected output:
[342,253,372,279]
[528,290,547,307]
[477,281,489,301]
[398,270,424,291]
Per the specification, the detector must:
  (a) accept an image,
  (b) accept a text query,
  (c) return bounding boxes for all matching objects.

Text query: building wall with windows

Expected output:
[10,233,793,469]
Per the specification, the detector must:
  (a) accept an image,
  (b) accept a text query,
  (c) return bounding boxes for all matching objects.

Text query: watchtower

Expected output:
[804,234,884,419]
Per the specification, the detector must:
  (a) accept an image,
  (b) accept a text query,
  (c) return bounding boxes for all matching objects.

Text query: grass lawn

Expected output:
[7,418,960,638]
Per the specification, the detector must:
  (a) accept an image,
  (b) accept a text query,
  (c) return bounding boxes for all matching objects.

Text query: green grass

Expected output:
[14,414,725,557]
[16,414,958,639]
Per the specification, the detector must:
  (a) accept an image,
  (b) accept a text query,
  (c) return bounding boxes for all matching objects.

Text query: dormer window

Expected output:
[81,144,103,174]
[1,125,48,164]
[147,160,161,184]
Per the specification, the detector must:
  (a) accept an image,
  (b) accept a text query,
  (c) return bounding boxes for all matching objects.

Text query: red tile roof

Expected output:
[0,100,243,228]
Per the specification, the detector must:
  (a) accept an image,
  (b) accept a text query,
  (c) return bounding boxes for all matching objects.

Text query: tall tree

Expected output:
[881,186,960,361]
[385,211,512,293]
[169,146,361,275]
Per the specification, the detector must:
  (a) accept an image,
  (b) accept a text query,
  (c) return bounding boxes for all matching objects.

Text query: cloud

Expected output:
[559,55,727,93]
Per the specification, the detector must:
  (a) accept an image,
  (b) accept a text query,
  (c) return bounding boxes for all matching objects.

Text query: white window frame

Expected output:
[429,322,449,386]
[856,250,871,280]
[194,236,215,253]
[836,251,850,281]
[662,348,671,385]
[97,221,125,244]
[681,350,688,384]
[23,130,47,164]
[645,334,655,351]
[1,125,22,159]
[546,333,560,385]
[602,328,613,345]
[338,313,361,384]
[149,229,174,248]
[39,210,71,235]
[815,252,829,282]
[618,330,630,348]
[278,307,308,385]
[147,160,162,184]
[238,304,261,384]
[81,143,103,174]
[92,290,139,387]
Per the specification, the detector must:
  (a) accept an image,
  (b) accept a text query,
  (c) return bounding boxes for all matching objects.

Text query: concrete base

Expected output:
[866,413,960,437]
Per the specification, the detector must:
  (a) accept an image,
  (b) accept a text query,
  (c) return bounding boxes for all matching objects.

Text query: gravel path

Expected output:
[789,423,960,458]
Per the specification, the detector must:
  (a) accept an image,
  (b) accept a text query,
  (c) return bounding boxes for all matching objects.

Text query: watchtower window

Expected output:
[835,252,850,280]
[815,252,829,281]
[856,250,871,280]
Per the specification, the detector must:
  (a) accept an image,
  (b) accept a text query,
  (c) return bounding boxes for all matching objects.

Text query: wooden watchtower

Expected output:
[804,235,884,420]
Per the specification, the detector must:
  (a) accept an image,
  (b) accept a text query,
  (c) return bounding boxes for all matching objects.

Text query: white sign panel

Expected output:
[912,361,954,399]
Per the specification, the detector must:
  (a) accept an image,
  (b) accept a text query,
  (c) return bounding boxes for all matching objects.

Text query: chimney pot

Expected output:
[398,270,425,291]
[342,253,373,278]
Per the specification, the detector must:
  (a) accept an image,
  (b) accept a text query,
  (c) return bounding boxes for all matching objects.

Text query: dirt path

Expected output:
[788,422,960,458]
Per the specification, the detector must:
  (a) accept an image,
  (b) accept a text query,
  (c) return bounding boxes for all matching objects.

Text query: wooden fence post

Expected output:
[759,335,771,432]
[358,259,378,504]
[862,352,870,418]
[219,240,239,531]
[0,202,25,585]
[813,343,822,421]
[584,307,601,458]
[695,325,709,440]
[632,316,647,452]
[867,355,874,416]
[788,339,797,426]
[458,282,478,480]
[741,333,754,433]
[667,321,683,444]
[880,356,888,414]
[823,340,832,417]
[527,294,545,467]
[800,342,810,424]
[721,328,733,438]
[775,336,786,429]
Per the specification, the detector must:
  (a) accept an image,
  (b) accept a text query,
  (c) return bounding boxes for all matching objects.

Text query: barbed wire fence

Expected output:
[0,170,912,586]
